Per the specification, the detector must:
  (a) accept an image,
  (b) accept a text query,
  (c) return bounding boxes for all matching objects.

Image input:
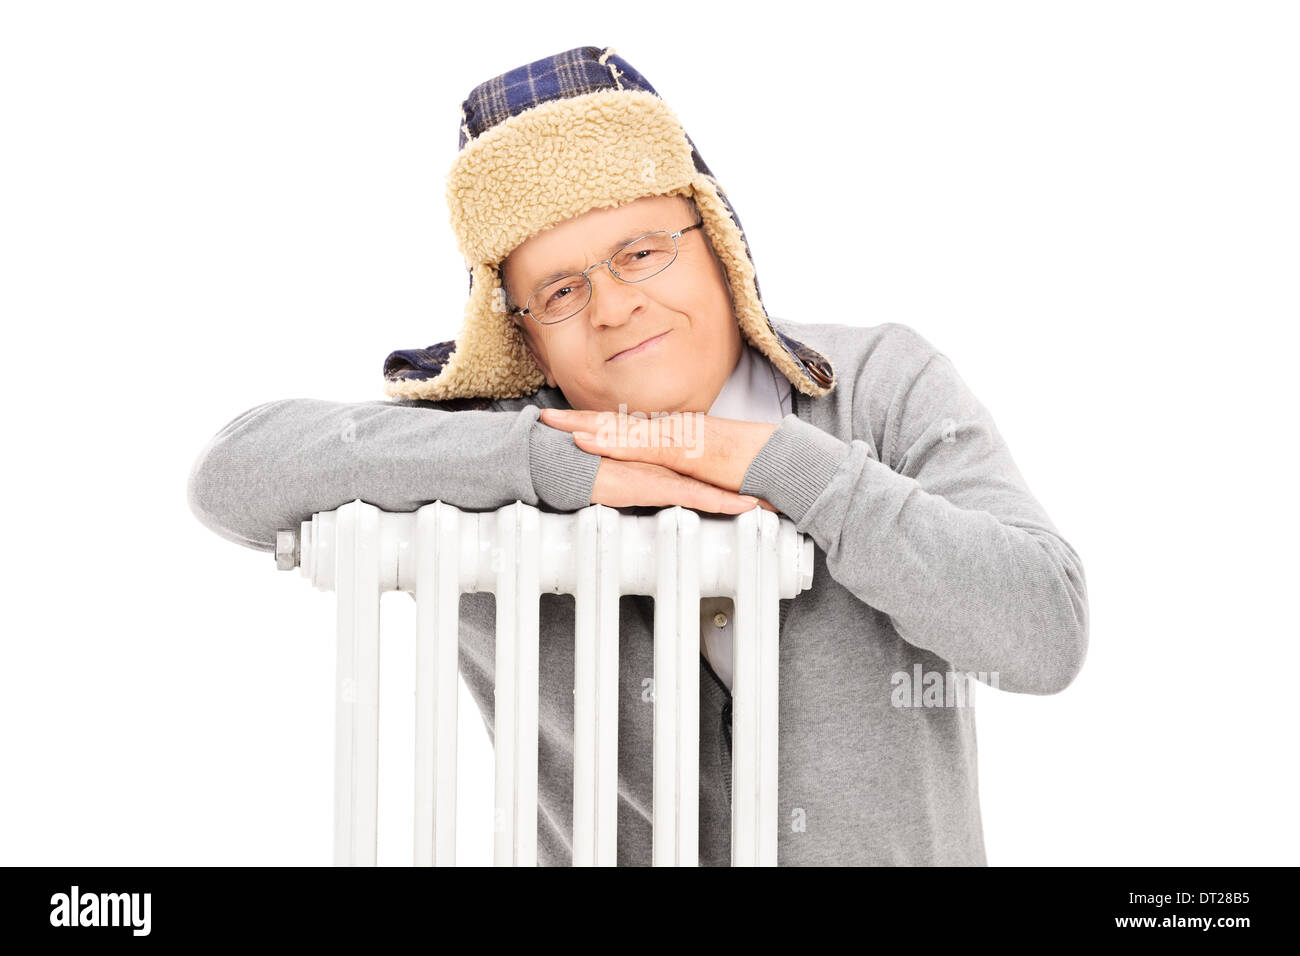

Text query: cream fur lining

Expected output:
[384,89,835,402]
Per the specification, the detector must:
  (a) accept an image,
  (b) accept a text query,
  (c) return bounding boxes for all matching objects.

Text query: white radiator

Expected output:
[275,498,814,867]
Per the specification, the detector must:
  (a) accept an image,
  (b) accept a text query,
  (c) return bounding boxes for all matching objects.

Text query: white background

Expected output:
[2,1,1296,866]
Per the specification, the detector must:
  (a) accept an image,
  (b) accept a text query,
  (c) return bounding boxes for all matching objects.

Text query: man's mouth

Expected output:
[608,330,671,362]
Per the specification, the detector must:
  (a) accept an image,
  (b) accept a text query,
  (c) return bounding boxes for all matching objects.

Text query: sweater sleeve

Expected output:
[186,397,600,553]
[739,341,1088,695]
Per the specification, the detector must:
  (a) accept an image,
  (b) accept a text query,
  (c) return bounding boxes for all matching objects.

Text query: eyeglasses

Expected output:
[512,219,705,326]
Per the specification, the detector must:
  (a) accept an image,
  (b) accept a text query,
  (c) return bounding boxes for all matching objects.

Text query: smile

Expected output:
[608,330,671,362]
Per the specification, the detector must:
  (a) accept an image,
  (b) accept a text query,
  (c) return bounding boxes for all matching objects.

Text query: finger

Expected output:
[702,491,767,515]
[538,408,605,433]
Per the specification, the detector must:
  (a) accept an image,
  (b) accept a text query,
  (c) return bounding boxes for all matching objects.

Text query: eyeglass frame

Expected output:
[509,218,706,326]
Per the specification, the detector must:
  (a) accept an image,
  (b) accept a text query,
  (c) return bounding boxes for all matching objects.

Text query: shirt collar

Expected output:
[708,340,792,424]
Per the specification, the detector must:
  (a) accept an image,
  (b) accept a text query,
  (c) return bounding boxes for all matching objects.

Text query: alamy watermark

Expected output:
[891,664,999,707]
[49,885,151,936]
[582,404,706,459]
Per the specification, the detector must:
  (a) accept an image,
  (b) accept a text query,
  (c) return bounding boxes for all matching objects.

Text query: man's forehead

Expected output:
[517,195,689,254]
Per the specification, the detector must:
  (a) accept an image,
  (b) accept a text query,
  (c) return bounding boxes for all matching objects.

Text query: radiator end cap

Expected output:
[275,529,300,570]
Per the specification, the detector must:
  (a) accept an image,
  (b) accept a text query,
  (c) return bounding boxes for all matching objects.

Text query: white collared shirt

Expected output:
[700,340,792,693]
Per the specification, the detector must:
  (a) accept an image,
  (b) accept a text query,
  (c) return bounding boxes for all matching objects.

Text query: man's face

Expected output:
[502,194,742,415]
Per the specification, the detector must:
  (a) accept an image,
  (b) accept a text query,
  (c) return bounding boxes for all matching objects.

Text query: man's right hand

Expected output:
[589,458,777,515]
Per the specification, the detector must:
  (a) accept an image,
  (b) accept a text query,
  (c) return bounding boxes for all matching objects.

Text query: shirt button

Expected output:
[713,611,729,629]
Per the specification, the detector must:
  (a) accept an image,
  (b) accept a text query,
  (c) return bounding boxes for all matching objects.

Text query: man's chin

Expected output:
[601,385,692,419]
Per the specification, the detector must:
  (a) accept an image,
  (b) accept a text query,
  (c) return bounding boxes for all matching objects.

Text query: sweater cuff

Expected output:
[739,414,853,523]
[529,418,601,511]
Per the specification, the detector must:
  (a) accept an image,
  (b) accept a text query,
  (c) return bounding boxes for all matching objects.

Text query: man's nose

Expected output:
[583,263,640,328]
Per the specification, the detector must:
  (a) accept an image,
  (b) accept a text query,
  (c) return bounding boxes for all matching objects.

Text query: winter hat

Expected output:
[382,45,836,403]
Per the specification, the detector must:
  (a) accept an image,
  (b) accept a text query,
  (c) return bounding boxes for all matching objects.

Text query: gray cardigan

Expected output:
[186,318,1088,865]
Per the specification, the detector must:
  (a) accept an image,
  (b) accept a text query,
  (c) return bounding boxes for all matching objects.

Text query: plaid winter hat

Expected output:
[382,45,836,403]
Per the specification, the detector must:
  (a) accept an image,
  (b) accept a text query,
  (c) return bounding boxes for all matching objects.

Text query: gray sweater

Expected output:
[186,318,1088,865]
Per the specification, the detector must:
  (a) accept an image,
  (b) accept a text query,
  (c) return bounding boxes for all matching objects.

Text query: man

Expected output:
[188,45,1088,865]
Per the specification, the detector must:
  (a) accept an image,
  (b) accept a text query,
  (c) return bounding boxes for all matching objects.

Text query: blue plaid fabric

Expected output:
[459,46,658,149]
[384,45,835,397]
